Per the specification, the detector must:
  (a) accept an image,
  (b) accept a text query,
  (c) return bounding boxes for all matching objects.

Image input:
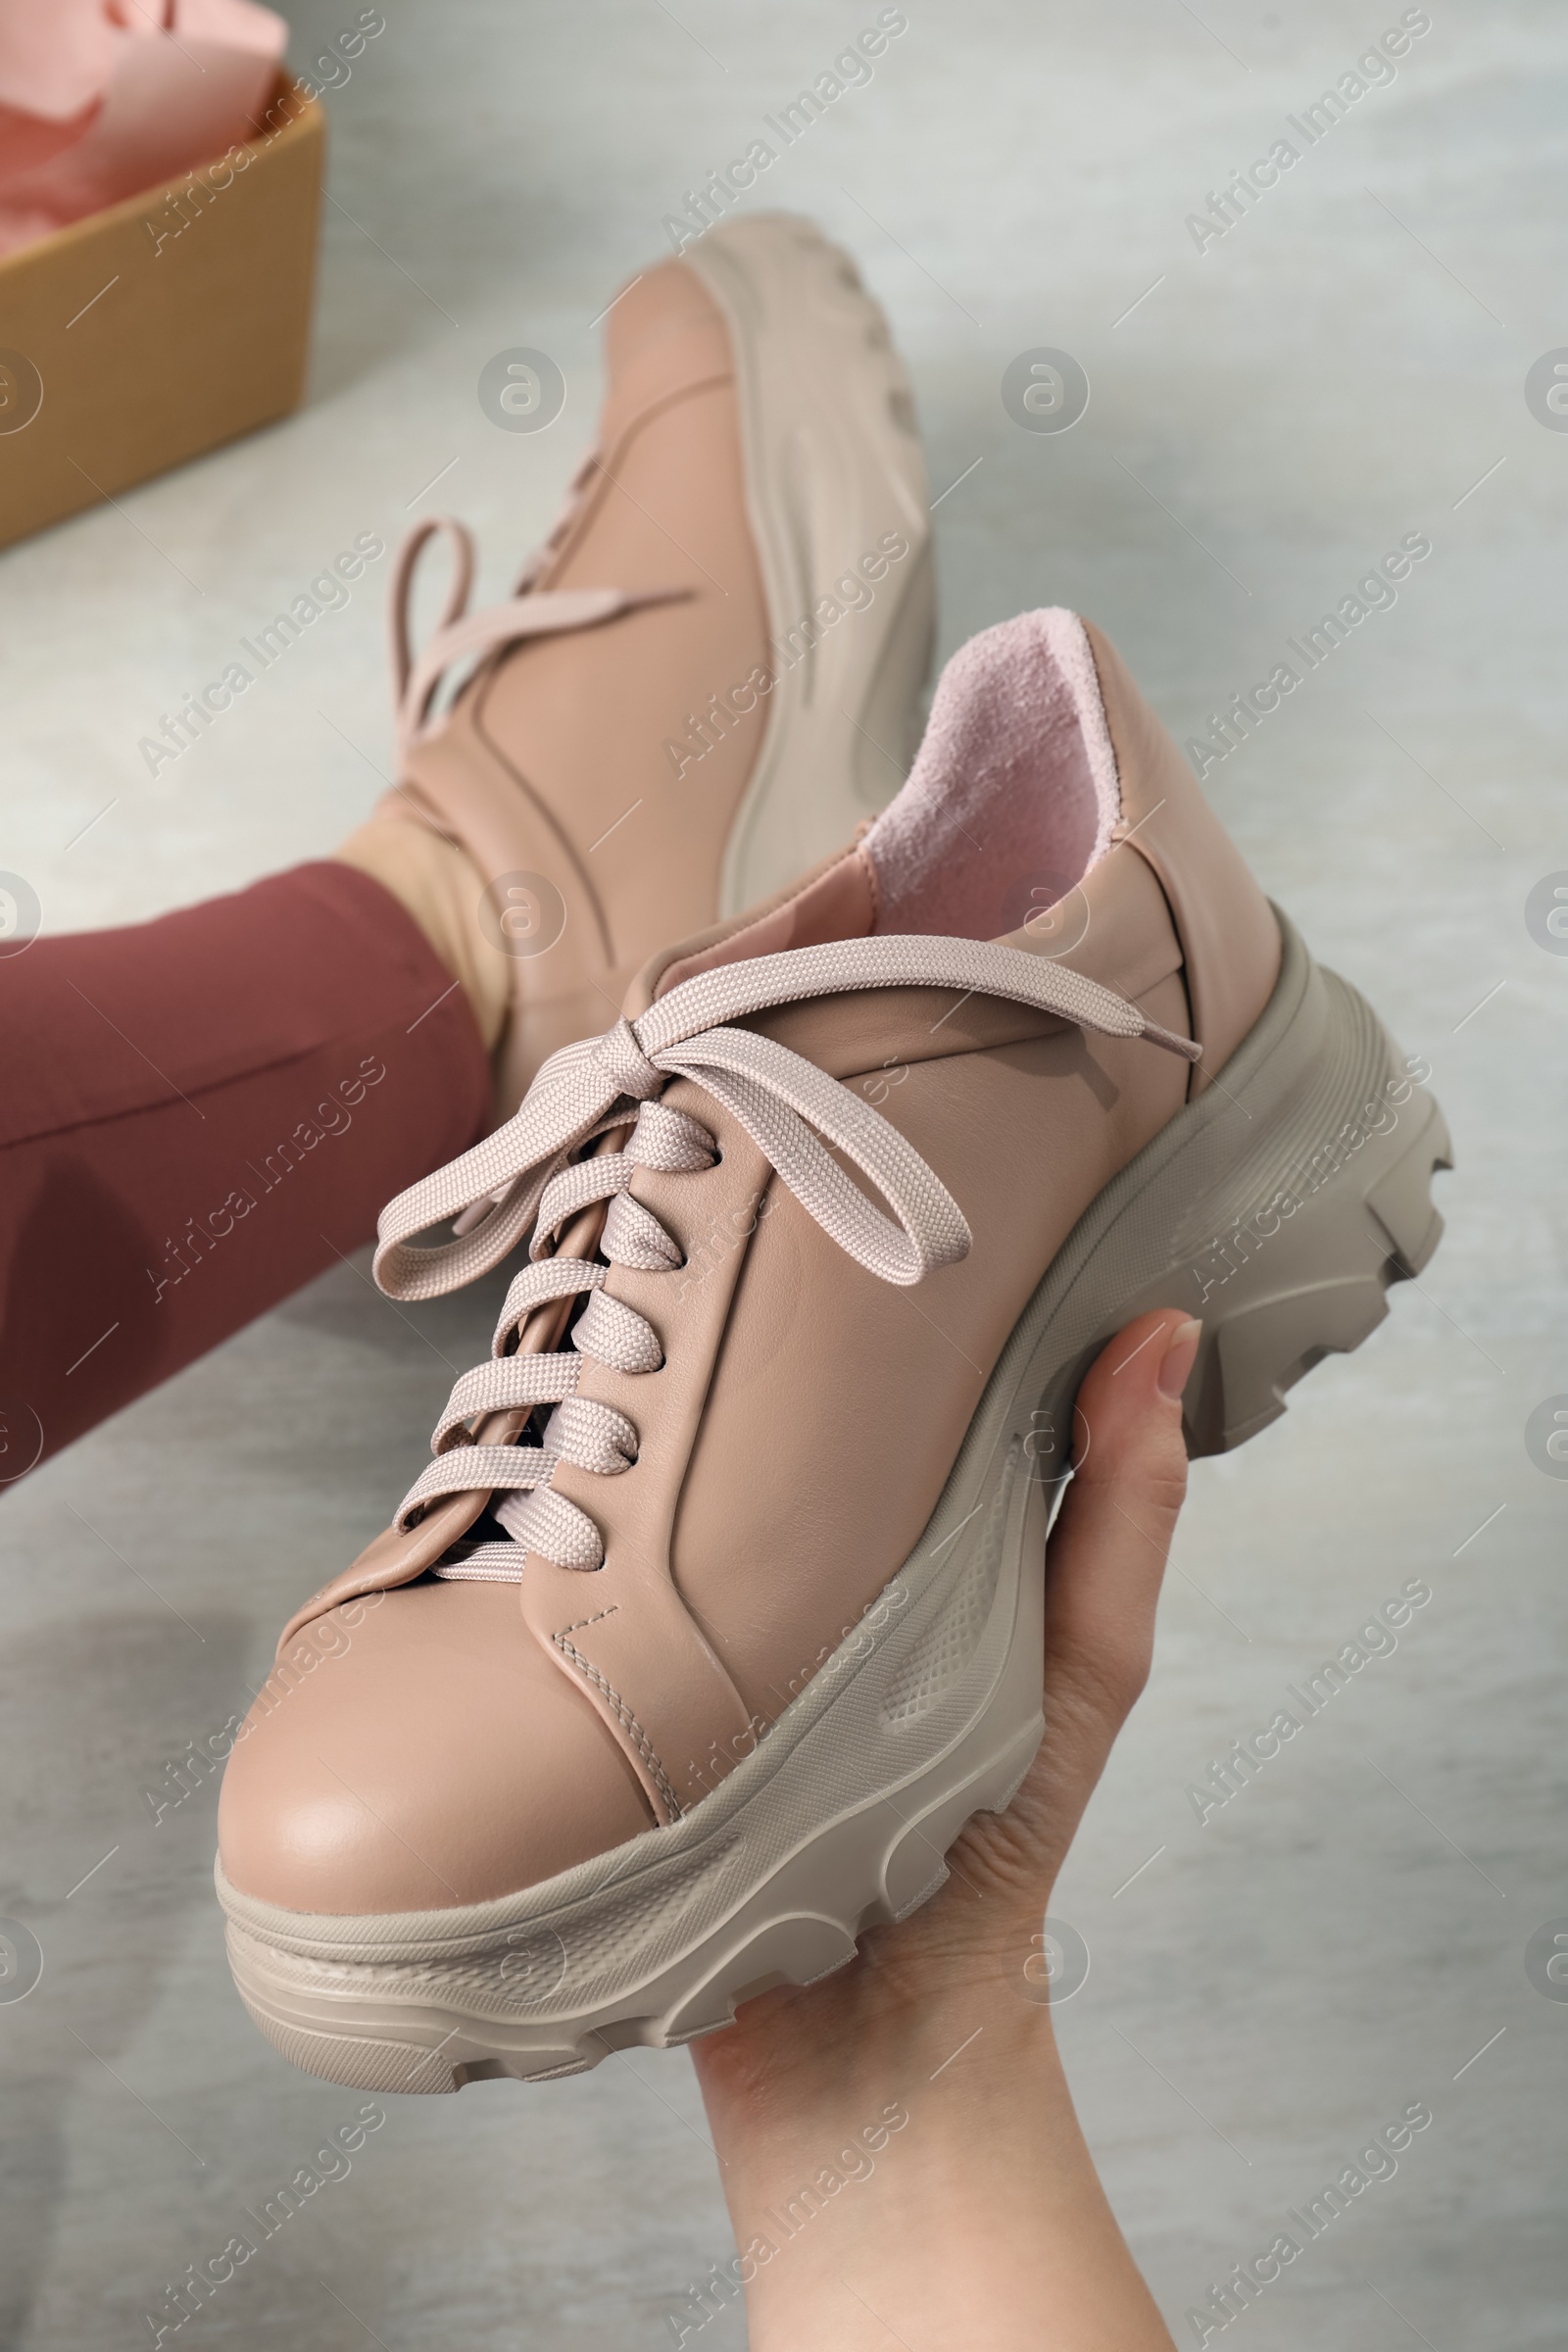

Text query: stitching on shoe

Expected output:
[557,1606,619,1637]
[553,1631,684,1820]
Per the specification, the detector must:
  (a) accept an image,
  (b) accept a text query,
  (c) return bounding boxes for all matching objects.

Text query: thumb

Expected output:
[1049,1310,1197,1705]
[1022,1312,1200,1859]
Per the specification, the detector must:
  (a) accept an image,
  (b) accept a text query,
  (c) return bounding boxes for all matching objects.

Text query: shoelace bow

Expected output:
[389,476,690,768]
[374,935,1201,1581]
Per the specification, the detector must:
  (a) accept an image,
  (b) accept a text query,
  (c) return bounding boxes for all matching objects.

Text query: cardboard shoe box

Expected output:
[0,74,324,554]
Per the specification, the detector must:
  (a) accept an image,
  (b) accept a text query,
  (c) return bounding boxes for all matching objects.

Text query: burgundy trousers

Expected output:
[0,861,490,1480]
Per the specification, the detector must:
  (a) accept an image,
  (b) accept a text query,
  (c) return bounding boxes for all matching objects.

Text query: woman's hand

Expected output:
[688,1308,1201,2352]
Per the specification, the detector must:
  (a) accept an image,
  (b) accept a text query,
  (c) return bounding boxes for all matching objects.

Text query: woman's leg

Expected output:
[0,858,493,1476]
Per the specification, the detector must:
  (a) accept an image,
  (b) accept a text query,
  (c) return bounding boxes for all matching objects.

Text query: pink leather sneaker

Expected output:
[342,211,934,1113]
[218,611,1449,2092]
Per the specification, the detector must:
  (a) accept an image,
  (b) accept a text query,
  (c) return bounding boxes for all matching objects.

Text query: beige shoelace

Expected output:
[389,484,688,768]
[374,936,1200,1580]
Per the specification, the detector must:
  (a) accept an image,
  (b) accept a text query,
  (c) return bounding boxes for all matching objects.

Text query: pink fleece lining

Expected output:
[863,609,1120,941]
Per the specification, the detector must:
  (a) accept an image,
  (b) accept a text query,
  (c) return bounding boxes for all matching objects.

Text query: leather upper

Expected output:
[218,642,1282,1913]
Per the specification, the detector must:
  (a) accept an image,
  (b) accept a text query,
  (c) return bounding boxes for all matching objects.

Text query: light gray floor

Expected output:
[3,2,1566,2345]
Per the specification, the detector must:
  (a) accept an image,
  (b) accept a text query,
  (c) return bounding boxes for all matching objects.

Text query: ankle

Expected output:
[334,813,510,1054]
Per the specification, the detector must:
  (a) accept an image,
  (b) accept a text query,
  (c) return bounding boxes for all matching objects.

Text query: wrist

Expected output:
[693,1978,1053,2341]
[689,1917,1174,2349]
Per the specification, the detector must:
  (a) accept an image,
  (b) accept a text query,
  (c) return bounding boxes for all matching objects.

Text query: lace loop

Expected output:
[491,1485,605,1574]
[629,1101,716,1171]
[657,1023,969,1286]
[573,1287,663,1375]
[602,1193,683,1271]
[554,1395,639,1475]
[389,516,473,701]
[388,514,691,769]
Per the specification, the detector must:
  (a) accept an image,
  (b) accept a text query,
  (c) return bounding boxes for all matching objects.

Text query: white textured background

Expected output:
[1,3,1565,2346]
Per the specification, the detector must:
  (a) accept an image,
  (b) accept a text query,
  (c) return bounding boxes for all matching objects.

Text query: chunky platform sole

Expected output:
[218,911,1448,2091]
[686,213,937,915]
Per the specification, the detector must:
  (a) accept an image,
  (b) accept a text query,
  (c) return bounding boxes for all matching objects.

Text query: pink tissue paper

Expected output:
[0,0,286,259]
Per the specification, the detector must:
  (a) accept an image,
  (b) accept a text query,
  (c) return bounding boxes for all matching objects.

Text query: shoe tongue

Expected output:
[862,609,1120,941]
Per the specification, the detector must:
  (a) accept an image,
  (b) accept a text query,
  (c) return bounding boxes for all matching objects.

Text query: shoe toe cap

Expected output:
[218,1581,655,1915]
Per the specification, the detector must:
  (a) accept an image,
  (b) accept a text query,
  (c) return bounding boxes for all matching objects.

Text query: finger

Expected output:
[1035,1310,1200,1798]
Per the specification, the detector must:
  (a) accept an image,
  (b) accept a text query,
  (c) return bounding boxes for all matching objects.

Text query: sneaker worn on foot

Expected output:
[218,611,1450,2092]
[340,212,934,1114]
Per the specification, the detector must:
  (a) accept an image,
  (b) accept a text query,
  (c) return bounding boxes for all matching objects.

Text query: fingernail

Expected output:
[1157,1317,1203,1400]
